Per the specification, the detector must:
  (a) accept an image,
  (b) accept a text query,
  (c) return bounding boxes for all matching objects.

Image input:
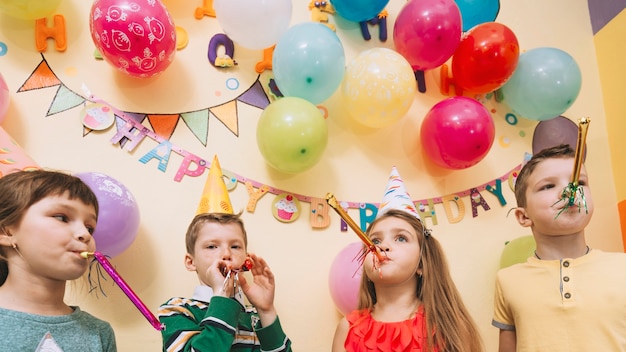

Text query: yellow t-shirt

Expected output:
[493,249,626,351]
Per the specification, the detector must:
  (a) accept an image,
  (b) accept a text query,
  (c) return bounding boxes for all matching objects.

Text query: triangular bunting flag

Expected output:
[237,77,270,109]
[181,110,210,146]
[82,126,93,136]
[47,85,86,116]
[146,114,180,140]
[209,101,238,136]
[18,57,61,92]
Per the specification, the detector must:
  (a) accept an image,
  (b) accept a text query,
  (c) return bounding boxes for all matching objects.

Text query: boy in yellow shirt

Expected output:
[493,144,626,351]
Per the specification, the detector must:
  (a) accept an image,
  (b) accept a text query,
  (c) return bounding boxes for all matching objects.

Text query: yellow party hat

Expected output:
[196,155,233,214]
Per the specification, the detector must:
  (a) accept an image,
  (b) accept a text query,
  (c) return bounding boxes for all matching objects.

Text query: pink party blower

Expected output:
[81,251,164,331]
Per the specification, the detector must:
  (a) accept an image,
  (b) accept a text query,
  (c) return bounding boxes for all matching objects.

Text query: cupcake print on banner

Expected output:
[273,193,301,223]
[80,103,115,130]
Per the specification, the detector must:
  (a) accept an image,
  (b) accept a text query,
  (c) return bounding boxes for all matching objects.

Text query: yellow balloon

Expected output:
[342,47,416,129]
[0,0,62,20]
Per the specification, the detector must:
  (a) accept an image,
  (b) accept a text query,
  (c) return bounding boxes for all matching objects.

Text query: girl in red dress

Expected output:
[332,168,483,352]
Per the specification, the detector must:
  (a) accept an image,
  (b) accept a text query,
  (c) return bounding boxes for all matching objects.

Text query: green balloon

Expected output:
[256,97,328,174]
[499,235,536,269]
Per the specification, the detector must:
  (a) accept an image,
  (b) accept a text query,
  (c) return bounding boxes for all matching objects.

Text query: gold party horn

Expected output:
[571,117,590,187]
[326,193,386,262]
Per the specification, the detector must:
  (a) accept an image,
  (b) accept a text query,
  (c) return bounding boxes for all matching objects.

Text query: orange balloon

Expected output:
[451,22,519,94]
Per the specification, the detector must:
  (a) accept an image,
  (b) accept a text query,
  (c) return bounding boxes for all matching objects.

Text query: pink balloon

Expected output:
[421,97,495,170]
[393,0,462,70]
[328,242,363,315]
[89,0,176,78]
[75,172,140,257]
[0,72,9,123]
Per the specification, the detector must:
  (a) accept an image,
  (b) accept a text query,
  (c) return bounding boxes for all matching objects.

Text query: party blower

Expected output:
[81,251,164,331]
[553,117,590,218]
[325,193,387,271]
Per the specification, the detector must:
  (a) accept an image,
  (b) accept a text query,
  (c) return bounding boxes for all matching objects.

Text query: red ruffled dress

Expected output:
[344,307,436,352]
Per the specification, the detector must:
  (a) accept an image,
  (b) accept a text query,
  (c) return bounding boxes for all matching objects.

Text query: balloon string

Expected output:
[81,251,165,331]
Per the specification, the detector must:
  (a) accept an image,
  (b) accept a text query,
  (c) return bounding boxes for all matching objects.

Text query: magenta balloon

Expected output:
[76,172,140,257]
[328,242,363,315]
[421,96,495,169]
[89,0,176,78]
[393,0,462,70]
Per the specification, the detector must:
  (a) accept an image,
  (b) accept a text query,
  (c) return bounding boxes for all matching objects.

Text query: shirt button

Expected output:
[563,261,570,267]
[563,276,570,282]
[564,293,571,299]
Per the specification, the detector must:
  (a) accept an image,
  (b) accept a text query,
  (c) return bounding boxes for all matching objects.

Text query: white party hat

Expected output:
[377,167,420,219]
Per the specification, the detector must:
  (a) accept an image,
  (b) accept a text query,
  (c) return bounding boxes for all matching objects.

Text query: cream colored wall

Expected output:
[0,0,620,351]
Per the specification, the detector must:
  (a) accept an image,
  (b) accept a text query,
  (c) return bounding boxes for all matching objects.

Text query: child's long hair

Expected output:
[357,209,483,352]
[0,170,99,286]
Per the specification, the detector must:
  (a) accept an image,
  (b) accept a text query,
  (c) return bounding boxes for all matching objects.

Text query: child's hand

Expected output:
[204,260,234,297]
[239,253,278,326]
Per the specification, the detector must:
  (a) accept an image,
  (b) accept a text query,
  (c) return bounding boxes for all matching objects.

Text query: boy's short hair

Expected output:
[185,212,247,255]
[514,144,576,207]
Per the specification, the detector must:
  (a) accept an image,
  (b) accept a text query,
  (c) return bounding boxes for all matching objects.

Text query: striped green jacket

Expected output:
[158,288,291,352]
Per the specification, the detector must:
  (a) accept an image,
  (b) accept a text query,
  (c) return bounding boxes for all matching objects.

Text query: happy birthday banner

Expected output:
[18,54,522,231]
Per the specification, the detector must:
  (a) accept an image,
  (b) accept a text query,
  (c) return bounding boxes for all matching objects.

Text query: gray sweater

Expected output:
[0,306,116,352]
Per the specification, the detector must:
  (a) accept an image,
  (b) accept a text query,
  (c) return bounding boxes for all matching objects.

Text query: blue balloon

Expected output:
[330,0,389,23]
[273,23,345,105]
[454,0,500,32]
[500,47,582,121]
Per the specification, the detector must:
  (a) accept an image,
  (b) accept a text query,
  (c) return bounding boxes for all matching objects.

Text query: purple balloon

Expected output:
[76,172,140,257]
[532,116,585,158]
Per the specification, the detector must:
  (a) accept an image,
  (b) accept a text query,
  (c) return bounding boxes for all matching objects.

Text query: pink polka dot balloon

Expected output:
[89,0,176,78]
